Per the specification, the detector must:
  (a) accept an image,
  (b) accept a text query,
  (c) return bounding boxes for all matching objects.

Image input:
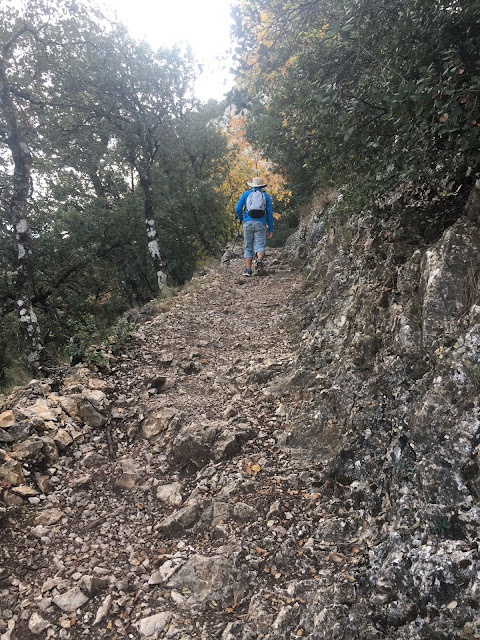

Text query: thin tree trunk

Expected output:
[0,59,44,375]
[136,163,168,294]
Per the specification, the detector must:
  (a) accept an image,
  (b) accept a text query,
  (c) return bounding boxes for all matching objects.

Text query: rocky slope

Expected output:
[0,182,479,640]
[281,182,480,639]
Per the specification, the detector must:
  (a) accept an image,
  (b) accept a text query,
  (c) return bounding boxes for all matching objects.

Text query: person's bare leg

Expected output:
[245,257,253,269]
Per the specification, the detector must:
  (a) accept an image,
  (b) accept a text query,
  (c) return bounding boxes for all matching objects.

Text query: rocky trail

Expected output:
[2,212,480,640]
[1,249,352,640]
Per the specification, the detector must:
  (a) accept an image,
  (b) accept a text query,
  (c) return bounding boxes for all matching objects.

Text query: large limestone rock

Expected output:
[0,410,15,429]
[115,456,143,489]
[39,436,58,464]
[77,398,106,428]
[172,422,218,464]
[142,407,177,440]
[22,400,58,422]
[155,500,201,536]
[0,458,26,485]
[81,388,107,409]
[53,587,89,612]
[34,508,64,526]
[156,482,183,507]
[58,394,80,417]
[12,436,44,461]
[135,612,171,638]
[53,428,73,451]
[28,612,50,634]
[167,554,241,606]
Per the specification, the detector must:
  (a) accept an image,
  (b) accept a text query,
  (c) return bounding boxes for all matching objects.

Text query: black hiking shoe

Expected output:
[255,259,266,276]
[244,268,252,277]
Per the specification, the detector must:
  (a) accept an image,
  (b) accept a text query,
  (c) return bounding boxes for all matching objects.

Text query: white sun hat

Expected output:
[247,177,268,188]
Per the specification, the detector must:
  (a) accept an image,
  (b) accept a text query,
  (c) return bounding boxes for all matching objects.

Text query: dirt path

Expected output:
[5,249,357,640]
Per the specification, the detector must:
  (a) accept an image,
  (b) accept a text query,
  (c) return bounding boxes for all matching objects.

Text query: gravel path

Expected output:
[4,250,351,640]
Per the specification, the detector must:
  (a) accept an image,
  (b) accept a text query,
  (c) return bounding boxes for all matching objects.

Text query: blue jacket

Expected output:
[235,188,274,232]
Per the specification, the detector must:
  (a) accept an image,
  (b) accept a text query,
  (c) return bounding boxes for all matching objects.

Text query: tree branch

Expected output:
[2,25,37,57]
[32,242,128,305]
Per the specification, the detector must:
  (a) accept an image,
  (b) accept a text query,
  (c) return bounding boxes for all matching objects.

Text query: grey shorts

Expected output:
[243,221,267,258]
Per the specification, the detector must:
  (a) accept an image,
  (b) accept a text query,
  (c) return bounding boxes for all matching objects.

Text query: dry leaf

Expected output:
[255,546,268,555]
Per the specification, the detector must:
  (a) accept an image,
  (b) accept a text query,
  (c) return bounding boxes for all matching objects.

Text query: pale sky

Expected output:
[104,0,236,102]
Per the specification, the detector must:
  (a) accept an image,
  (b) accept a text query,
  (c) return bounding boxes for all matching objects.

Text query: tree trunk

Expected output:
[136,163,168,294]
[0,59,44,375]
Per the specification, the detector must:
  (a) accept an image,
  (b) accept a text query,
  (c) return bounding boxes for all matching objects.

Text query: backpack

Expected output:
[246,190,266,218]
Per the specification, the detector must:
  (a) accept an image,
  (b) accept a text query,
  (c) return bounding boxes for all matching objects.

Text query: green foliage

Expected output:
[65,315,136,368]
[234,0,480,204]
[430,511,463,539]
[267,206,299,247]
[106,319,136,356]
[432,515,452,537]
[0,0,234,375]
[65,315,108,368]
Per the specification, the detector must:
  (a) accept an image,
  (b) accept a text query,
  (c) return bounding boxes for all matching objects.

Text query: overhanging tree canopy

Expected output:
[232,0,480,201]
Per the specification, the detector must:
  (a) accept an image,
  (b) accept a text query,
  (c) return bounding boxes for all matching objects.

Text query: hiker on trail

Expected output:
[235,176,274,277]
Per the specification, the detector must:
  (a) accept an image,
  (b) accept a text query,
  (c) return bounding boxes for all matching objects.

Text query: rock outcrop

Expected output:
[280,182,480,639]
